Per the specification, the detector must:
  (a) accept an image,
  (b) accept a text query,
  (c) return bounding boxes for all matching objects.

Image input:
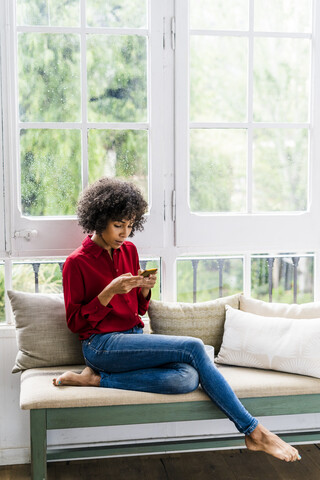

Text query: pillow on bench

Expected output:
[148,293,240,353]
[240,294,320,318]
[8,290,84,373]
[216,305,320,379]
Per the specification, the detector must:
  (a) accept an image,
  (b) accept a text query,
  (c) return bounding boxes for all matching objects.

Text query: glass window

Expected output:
[190,0,248,31]
[20,129,81,216]
[190,36,248,123]
[251,254,314,303]
[253,38,310,123]
[87,35,147,123]
[17,0,80,27]
[190,129,247,213]
[18,33,81,122]
[253,129,308,212]
[12,261,64,293]
[177,256,243,303]
[88,129,148,200]
[189,0,311,214]
[254,0,312,33]
[86,0,147,29]
[15,3,149,218]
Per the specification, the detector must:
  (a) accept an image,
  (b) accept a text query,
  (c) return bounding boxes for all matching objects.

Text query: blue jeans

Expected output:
[82,326,258,435]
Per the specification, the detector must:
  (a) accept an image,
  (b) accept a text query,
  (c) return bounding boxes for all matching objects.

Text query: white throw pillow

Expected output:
[240,294,320,318]
[148,294,240,353]
[215,305,320,379]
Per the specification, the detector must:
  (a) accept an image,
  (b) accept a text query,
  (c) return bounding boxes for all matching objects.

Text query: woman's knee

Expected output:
[172,364,199,393]
[183,336,205,358]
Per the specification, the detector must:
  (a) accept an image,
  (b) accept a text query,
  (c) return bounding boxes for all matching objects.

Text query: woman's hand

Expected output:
[98,273,151,306]
[138,270,157,298]
[109,273,145,294]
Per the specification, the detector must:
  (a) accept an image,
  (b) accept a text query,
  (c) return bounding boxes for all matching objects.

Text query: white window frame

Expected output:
[3,0,167,257]
[1,0,320,322]
[174,0,320,263]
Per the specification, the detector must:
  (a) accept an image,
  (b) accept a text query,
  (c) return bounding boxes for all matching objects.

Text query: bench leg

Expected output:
[30,409,47,480]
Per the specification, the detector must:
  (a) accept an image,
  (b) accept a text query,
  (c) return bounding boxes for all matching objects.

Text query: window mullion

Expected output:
[247,0,254,214]
[80,0,88,189]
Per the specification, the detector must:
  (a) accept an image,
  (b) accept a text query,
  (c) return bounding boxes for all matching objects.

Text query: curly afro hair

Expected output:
[77,177,148,236]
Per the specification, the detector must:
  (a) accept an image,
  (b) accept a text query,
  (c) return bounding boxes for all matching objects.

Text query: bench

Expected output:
[21,363,320,480]
[8,289,320,480]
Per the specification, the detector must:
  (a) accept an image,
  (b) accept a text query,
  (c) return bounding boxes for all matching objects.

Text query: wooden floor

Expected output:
[1,444,320,480]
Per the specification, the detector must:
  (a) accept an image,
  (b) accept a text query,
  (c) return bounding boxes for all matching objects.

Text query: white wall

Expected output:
[1,325,320,466]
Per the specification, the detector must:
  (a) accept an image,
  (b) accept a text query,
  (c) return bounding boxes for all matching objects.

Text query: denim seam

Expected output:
[86,345,188,356]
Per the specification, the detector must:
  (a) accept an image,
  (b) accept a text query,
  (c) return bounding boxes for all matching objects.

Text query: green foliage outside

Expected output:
[189,9,310,213]
[18,33,81,122]
[17,1,310,216]
[86,0,147,28]
[18,30,148,215]
[17,0,80,27]
[20,129,81,215]
[190,130,247,212]
[87,35,147,123]
[88,130,148,199]
[251,256,314,304]
[0,259,160,323]
[11,262,63,294]
[177,258,243,303]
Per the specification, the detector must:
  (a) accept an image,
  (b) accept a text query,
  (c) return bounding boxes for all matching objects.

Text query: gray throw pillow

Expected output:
[148,293,241,353]
[8,290,84,373]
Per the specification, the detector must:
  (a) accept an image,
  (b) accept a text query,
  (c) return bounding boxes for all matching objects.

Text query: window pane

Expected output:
[177,257,243,303]
[253,38,310,123]
[190,36,247,122]
[0,263,4,323]
[20,129,81,216]
[18,34,81,122]
[88,129,148,201]
[251,255,314,303]
[253,129,308,212]
[12,261,63,293]
[17,0,80,27]
[86,0,147,28]
[254,0,312,33]
[190,129,247,212]
[87,35,147,122]
[190,0,248,30]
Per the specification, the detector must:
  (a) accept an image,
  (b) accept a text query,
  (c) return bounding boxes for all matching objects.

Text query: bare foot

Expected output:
[245,423,301,462]
[52,366,101,387]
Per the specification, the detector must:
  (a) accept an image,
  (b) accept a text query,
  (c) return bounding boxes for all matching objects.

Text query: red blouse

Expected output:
[63,235,150,340]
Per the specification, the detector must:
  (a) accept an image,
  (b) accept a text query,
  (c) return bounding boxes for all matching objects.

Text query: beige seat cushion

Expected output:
[20,363,320,410]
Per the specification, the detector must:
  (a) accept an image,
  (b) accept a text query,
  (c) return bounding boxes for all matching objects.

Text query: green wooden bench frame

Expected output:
[30,393,320,480]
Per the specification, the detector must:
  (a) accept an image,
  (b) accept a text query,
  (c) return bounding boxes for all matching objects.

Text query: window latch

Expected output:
[14,230,38,241]
[171,190,176,222]
[171,17,176,50]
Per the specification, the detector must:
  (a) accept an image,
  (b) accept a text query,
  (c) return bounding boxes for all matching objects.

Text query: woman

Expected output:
[54,177,301,463]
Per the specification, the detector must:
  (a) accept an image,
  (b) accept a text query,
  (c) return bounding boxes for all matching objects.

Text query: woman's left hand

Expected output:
[138,270,157,298]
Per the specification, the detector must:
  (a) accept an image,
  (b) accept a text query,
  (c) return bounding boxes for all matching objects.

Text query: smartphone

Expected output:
[140,268,158,277]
